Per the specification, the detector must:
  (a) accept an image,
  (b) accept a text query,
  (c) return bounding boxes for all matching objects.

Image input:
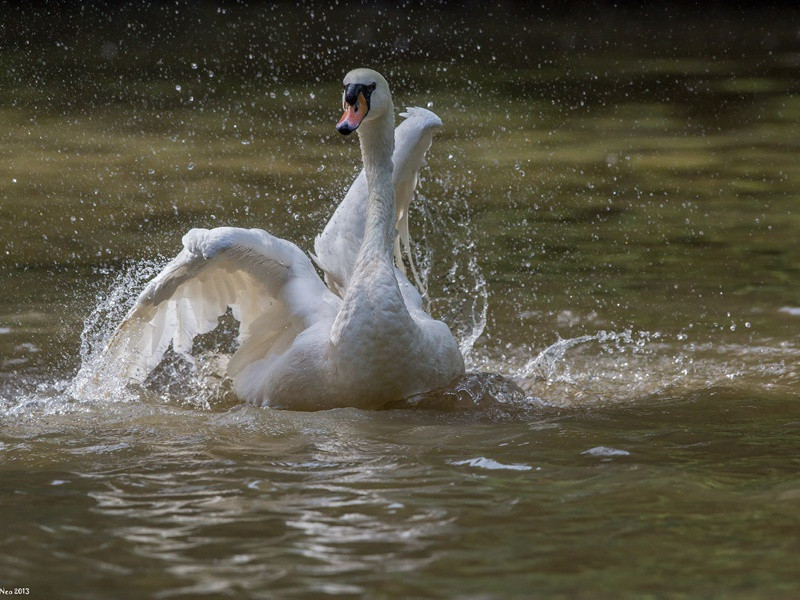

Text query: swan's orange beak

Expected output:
[336,92,368,135]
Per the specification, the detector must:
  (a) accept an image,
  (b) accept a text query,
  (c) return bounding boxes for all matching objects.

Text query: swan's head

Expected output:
[336,68,391,135]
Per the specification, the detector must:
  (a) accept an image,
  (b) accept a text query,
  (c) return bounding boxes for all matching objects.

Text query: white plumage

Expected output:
[313,106,442,296]
[104,70,464,409]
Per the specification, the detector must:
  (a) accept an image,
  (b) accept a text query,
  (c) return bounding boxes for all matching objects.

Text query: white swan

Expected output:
[104,69,465,410]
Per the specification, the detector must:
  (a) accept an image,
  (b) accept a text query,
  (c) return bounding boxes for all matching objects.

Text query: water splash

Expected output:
[141,347,238,411]
[65,259,229,412]
[46,253,241,413]
[520,334,597,382]
[505,328,800,408]
[457,253,489,368]
[68,259,167,405]
[412,187,488,368]
[508,329,679,406]
[10,246,796,419]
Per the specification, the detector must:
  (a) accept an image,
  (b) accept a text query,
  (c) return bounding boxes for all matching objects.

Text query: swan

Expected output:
[103,68,465,410]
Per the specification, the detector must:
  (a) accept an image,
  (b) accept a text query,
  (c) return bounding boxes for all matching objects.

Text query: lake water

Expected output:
[1,4,798,598]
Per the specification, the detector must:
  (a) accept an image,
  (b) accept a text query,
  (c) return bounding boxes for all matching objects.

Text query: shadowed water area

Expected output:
[1,3,799,598]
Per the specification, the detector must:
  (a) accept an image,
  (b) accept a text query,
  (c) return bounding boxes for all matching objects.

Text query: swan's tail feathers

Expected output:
[103,227,338,385]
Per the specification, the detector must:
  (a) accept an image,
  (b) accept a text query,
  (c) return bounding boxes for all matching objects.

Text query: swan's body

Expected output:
[105,69,464,409]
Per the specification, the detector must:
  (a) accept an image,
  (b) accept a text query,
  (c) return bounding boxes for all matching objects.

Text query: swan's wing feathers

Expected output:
[105,227,337,382]
[398,106,443,132]
[393,107,443,291]
[312,173,367,295]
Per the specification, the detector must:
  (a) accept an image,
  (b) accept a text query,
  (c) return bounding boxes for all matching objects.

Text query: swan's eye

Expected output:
[343,83,373,110]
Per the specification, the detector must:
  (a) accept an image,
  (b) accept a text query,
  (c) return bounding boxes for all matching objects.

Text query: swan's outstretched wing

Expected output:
[313,107,443,295]
[392,107,444,295]
[104,227,339,382]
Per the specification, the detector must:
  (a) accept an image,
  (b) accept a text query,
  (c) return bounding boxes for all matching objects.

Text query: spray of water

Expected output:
[68,259,168,404]
[520,334,597,382]
[17,173,794,417]
[411,186,488,369]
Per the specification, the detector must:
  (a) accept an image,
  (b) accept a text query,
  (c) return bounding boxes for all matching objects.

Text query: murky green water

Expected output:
[1,4,799,598]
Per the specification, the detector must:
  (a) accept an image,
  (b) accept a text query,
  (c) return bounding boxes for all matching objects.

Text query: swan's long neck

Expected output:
[330,100,413,360]
[356,106,396,263]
